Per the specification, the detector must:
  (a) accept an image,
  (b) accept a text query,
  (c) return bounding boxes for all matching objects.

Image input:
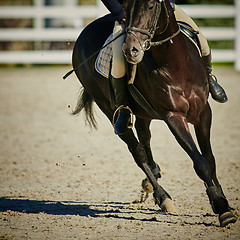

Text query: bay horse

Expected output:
[70,0,237,227]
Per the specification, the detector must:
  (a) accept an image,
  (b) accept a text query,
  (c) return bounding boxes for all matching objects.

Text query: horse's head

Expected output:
[122,0,171,64]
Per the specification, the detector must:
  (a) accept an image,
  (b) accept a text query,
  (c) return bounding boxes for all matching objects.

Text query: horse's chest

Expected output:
[154,82,189,114]
[148,78,189,113]
[136,68,190,116]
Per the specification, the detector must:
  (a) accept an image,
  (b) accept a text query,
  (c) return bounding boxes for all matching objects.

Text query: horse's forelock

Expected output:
[126,0,159,27]
[124,0,138,25]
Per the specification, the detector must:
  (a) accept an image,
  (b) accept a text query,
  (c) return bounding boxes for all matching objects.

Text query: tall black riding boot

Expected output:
[203,53,228,103]
[110,75,132,135]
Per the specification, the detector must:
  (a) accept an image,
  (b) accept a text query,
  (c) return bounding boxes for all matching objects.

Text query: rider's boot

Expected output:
[202,53,228,103]
[111,75,132,135]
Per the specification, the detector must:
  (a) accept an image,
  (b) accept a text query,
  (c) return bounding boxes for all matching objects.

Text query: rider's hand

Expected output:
[118,17,126,24]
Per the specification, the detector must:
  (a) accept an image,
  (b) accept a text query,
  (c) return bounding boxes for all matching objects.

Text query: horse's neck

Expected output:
[151,35,182,68]
[151,10,185,68]
[156,1,178,36]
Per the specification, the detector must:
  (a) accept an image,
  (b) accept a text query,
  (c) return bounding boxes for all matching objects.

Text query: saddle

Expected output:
[178,21,201,56]
[95,22,201,79]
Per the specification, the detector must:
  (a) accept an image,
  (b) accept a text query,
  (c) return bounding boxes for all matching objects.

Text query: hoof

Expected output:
[142,178,154,194]
[161,198,177,213]
[219,211,237,227]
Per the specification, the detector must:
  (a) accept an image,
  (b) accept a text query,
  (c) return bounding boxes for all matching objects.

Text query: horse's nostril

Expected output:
[131,47,139,57]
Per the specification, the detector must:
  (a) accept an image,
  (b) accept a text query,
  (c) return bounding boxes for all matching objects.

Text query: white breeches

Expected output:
[111,21,126,78]
[174,5,210,56]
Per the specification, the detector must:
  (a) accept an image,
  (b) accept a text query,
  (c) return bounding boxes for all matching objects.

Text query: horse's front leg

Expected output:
[165,112,236,227]
[120,128,176,213]
[194,103,224,194]
[194,103,237,226]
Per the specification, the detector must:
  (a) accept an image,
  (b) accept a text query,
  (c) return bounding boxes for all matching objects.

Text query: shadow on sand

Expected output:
[0,197,218,227]
[0,197,107,216]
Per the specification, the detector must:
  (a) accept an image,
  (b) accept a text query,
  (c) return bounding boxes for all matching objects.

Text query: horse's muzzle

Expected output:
[122,42,144,64]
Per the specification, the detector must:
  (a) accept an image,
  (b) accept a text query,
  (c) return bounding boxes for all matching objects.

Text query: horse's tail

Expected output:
[72,88,97,129]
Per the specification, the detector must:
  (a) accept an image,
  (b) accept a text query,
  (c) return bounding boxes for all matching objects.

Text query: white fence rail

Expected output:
[0,0,239,70]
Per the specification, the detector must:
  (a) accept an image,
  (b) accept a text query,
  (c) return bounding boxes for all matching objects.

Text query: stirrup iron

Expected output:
[112,105,134,129]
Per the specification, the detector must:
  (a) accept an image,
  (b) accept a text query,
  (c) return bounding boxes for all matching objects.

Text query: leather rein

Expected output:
[125,0,180,51]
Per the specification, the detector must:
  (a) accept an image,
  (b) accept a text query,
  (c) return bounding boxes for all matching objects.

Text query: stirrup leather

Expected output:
[112,105,134,129]
[209,72,218,82]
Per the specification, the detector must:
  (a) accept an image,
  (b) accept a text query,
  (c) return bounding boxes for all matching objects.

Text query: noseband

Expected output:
[125,0,180,51]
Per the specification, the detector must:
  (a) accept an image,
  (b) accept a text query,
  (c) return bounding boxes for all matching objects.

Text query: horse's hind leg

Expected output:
[134,117,176,211]
[165,111,236,226]
[119,130,174,211]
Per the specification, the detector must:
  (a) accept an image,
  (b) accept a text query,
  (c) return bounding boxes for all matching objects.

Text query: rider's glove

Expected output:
[118,17,126,24]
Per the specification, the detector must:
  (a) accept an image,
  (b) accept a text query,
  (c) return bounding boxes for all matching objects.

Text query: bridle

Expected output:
[125,0,180,51]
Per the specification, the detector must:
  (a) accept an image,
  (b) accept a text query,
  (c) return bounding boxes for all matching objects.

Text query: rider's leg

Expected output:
[111,21,131,135]
[202,52,228,103]
[174,5,228,103]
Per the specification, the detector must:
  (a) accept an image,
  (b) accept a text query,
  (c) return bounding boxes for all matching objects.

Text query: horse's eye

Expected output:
[148,4,154,10]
